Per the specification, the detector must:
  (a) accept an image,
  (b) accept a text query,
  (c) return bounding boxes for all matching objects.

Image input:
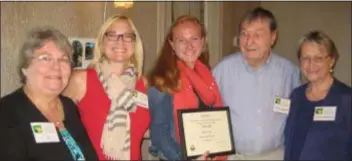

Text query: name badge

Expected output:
[30,122,60,143]
[313,106,337,121]
[132,91,149,108]
[273,97,291,114]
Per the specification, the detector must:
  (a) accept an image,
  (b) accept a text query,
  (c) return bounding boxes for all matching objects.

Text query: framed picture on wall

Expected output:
[69,37,95,69]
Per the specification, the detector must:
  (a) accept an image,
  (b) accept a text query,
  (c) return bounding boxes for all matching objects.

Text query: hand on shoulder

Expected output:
[62,69,87,103]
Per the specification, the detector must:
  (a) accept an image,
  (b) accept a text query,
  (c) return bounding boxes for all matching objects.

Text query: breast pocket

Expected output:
[272,80,287,98]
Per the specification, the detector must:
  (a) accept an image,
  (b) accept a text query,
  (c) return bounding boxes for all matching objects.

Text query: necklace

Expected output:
[306,79,333,101]
[24,87,65,129]
[307,88,329,101]
[50,101,65,128]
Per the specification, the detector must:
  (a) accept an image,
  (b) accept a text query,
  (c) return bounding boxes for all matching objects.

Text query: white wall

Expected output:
[262,2,351,85]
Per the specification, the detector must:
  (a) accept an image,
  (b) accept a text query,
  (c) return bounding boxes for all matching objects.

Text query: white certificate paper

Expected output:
[178,107,235,159]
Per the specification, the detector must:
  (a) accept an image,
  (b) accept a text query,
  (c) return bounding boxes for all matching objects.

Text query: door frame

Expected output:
[156,2,223,67]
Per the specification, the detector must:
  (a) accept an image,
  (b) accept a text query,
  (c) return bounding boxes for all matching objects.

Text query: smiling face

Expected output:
[299,42,335,83]
[103,19,135,63]
[169,21,204,68]
[24,41,72,96]
[239,19,276,64]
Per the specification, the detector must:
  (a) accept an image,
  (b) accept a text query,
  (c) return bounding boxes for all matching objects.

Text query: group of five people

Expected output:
[1,7,351,161]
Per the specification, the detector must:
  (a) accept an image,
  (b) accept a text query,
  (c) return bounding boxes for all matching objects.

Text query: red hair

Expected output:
[148,15,210,93]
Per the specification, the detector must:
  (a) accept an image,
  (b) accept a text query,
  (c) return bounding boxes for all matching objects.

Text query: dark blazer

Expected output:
[0,88,98,161]
[284,78,352,160]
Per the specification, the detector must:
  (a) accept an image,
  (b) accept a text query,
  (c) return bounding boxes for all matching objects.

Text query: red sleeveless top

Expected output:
[77,69,150,160]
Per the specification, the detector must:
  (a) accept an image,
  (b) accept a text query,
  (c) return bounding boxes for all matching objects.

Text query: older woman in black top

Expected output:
[0,27,98,161]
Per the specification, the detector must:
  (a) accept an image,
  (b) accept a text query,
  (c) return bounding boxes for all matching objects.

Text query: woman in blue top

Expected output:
[284,30,351,160]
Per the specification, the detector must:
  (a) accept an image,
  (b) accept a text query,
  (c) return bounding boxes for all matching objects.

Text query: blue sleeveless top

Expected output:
[59,129,85,160]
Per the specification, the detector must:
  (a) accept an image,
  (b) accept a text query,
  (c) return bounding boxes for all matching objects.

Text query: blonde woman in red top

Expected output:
[63,15,150,160]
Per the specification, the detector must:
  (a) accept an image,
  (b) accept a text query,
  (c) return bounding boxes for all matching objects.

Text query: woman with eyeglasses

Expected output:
[63,15,150,160]
[284,30,351,160]
[0,27,98,161]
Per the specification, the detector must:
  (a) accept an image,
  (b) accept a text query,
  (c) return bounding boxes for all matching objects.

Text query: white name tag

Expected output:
[273,97,291,114]
[133,91,149,109]
[313,106,337,121]
[30,122,60,143]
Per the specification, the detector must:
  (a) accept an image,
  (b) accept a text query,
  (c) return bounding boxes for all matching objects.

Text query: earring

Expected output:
[329,68,333,73]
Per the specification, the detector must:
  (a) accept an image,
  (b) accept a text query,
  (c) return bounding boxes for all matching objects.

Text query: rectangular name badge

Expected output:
[133,91,149,108]
[273,97,291,114]
[30,122,60,143]
[313,106,337,121]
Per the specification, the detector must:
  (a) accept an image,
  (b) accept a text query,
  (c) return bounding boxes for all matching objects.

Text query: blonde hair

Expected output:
[297,30,339,69]
[88,15,144,77]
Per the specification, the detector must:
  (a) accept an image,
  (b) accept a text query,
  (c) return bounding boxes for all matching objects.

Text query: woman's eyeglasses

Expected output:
[31,54,72,66]
[104,32,136,42]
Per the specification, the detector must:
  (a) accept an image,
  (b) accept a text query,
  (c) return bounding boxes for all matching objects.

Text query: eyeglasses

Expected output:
[31,54,72,66]
[299,55,330,64]
[104,32,136,42]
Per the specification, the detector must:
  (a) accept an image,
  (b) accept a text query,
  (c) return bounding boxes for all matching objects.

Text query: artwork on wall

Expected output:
[68,37,95,69]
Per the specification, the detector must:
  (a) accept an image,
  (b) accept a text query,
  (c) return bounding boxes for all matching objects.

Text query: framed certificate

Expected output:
[177,107,236,160]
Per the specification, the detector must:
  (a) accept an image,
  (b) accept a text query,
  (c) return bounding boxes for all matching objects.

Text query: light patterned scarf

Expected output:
[96,60,137,160]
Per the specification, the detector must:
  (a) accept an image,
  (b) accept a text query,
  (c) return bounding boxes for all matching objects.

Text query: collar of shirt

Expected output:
[241,52,274,73]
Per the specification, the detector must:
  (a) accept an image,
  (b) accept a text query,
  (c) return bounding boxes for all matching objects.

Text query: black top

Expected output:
[284,78,352,160]
[0,88,98,161]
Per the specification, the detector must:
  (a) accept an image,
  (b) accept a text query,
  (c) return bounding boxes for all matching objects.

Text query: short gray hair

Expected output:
[18,27,73,84]
[239,7,277,32]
